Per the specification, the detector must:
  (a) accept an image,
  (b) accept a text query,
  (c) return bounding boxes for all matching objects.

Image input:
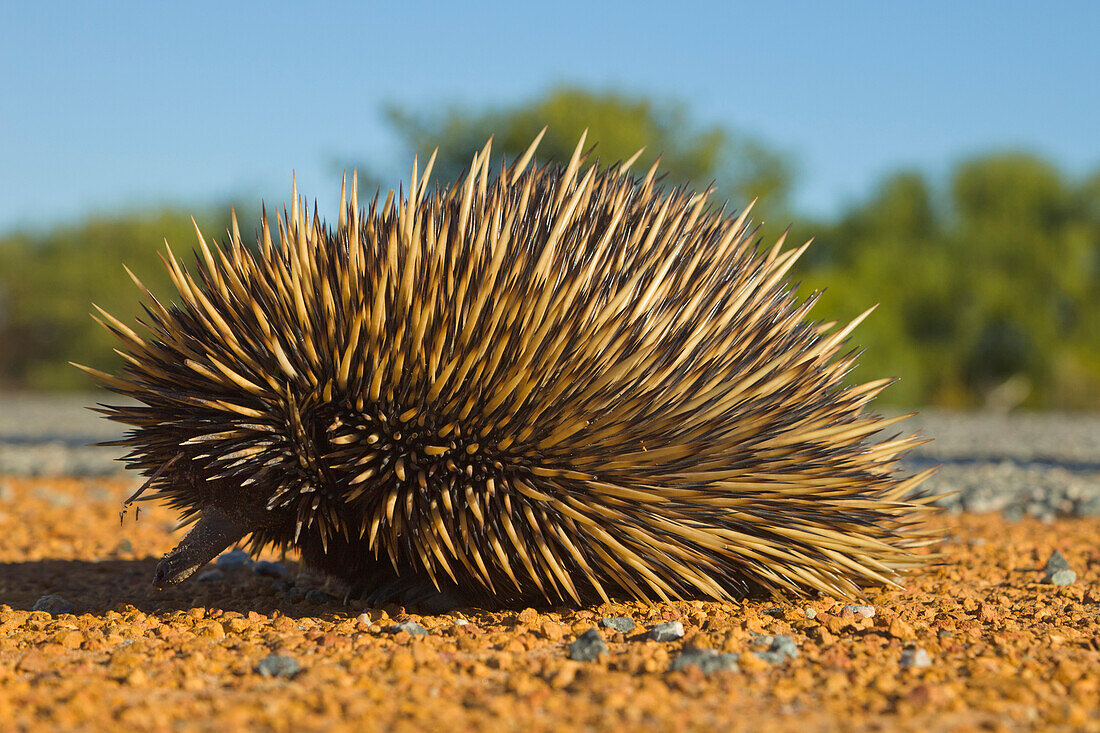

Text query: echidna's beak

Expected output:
[153,507,246,589]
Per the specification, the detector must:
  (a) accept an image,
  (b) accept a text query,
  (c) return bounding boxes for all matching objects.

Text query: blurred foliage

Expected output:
[380,85,793,214]
[0,210,237,390]
[800,154,1100,408]
[1,88,1097,407]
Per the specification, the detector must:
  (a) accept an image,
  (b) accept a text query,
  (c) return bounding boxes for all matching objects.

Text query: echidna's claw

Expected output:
[153,507,246,588]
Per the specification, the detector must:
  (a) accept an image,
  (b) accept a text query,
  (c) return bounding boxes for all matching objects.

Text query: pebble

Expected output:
[255,654,301,678]
[843,605,875,619]
[900,647,933,669]
[305,590,332,604]
[196,568,224,582]
[568,628,608,662]
[1042,550,1076,584]
[648,621,685,642]
[1046,569,1077,586]
[251,560,288,579]
[388,621,428,636]
[803,607,818,620]
[216,550,252,570]
[671,648,740,675]
[283,587,307,604]
[1043,550,1070,575]
[32,594,75,615]
[754,635,799,665]
[601,616,636,633]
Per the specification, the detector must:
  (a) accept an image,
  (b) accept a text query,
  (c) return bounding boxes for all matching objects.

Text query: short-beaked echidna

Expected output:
[79,131,938,606]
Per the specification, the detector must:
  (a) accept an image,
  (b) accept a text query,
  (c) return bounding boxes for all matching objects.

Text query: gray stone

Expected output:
[32,594,75,615]
[568,628,608,662]
[305,589,333,604]
[255,654,300,678]
[252,560,288,578]
[671,648,740,674]
[900,647,932,668]
[754,634,799,665]
[387,620,428,636]
[1043,550,1071,575]
[196,568,224,582]
[601,616,636,633]
[843,604,876,619]
[216,550,252,569]
[282,587,307,603]
[1047,569,1077,586]
[647,621,684,642]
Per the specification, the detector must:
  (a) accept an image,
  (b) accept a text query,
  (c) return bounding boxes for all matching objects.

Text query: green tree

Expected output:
[0,209,236,389]
[949,154,1092,403]
[376,85,792,214]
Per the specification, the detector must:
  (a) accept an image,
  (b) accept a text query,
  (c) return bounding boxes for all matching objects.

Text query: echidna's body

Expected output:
[82,132,936,606]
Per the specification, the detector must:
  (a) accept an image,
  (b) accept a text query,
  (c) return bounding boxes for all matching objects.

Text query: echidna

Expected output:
[78,130,938,607]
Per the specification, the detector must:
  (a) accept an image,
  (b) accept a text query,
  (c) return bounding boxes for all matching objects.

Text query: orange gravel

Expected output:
[0,474,1097,732]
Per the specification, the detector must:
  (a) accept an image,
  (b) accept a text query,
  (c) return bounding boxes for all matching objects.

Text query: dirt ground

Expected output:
[0,474,1097,732]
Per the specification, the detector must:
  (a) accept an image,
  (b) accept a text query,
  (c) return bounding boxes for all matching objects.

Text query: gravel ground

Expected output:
[1,396,1099,730]
[0,475,1097,731]
[2,393,1098,518]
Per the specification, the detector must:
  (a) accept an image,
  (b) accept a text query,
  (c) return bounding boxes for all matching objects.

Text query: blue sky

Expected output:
[2,1,1098,232]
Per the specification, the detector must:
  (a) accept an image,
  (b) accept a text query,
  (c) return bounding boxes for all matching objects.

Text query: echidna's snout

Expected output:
[153,507,246,589]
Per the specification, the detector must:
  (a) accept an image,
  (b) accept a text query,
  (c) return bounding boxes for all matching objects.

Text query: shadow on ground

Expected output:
[0,557,353,618]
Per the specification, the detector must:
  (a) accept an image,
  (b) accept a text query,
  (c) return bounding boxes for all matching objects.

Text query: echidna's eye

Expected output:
[85,130,937,606]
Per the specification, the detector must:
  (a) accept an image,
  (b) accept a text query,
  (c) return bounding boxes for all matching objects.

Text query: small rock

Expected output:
[754,634,799,665]
[803,607,818,620]
[196,568,224,582]
[216,550,252,570]
[32,594,75,615]
[255,654,300,678]
[305,589,332,604]
[568,628,608,662]
[843,604,875,619]
[1047,569,1077,586]
[671,647,740,674]
[387,620,428,636]
[900,647,932,669]
[1043,550,1071,576]
[452,619,469,627]
[648,621,684,642]
[601,616,636,633]
[113,538,134,554]
[252,560,288,578]
[1042,551,1074,584]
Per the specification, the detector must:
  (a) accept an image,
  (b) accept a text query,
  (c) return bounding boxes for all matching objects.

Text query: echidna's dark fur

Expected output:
[80,131,938,606]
